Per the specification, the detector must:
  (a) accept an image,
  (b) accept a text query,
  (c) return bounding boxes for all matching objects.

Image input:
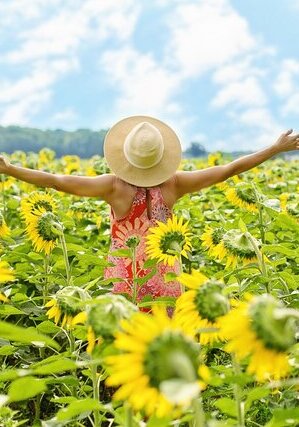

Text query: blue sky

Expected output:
[0,0,299,151]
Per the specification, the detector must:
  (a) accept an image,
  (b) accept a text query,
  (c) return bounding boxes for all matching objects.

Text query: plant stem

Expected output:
[258,205,265,243]
[43,254,50,306]
[33,394,41,425]
[1,179,6,219]
[190,396,205,427]
[232,356,245,427]
[125,403,134,427]
[91,363,101,427]
[131,246,137,305]
[59,231,71,286]
[69,329,78,398]
[245,231,267,280]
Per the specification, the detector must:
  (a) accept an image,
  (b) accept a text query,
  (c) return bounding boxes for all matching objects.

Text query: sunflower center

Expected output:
[222,230,257,259]
[37,212,61,241]
[235,184,256,204]
[144,331,199,387]
[160,232,185,255]
[249,295,296,352]
[211,228,224,245]
[32,200,54,213]
[194,281,229,322]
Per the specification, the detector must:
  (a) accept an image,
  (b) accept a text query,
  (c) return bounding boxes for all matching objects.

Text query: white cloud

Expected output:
[0,91,51,125]
[0,0,139,125]
[166,0,256,77]
[101,46,182,119]
[273,59,299,96]
[211,77,267,109]
[4,0,139,64]
[50,108,78,124]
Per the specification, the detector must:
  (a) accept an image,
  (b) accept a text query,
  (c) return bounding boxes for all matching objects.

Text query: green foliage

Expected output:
[0,126,107,157]
[0,153,298,426]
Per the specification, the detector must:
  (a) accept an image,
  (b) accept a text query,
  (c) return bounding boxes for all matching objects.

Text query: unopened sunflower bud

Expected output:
[250,294,297,352]
[87,294,138,339]
[126,235,140,249]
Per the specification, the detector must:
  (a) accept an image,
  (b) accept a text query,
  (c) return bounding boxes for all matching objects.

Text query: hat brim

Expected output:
[104,115,182,187]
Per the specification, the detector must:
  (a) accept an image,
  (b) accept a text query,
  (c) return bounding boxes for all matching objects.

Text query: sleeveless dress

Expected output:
[103,186,182,305]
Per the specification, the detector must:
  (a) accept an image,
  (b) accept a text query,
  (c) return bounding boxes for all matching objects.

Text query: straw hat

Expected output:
[103,115,182,187]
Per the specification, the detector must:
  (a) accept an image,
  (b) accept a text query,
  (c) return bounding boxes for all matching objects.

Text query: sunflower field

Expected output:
[0,148,298,427]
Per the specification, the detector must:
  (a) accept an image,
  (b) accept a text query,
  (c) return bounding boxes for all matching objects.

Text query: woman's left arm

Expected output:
[175,129,299,197]
[223,129,299,176]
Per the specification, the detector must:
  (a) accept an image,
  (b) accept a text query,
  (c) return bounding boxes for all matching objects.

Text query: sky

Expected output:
[1,0,299,152]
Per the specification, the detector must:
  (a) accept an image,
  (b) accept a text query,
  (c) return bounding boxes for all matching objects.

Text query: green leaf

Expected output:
[0,321,60,350]
[46,375,79,386]
[143,258,159,268]
[214,397,237,418]
[238,218,247,232]
[8,377,47,402]
[36,321,61,334]
[0,305,24,315]
[262,244,297,257]
[50,397,77,404]
[265,408,299,427]
[147,415,172,427]
[134,268,156,285]
[33,358,77,375]
[0,345,16,356]
[109,249,131,258]
[245,387,270,412]
[164,272,179,282]
[56,398,102,421]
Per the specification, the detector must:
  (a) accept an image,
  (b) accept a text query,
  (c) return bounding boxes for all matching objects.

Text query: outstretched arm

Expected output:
[0,155,115,200]
[174,129,299,197]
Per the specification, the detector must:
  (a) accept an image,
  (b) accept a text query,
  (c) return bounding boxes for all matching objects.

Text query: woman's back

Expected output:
[104,179,182,304]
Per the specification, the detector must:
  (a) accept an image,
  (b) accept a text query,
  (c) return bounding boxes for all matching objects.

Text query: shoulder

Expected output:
[113,176,137,198]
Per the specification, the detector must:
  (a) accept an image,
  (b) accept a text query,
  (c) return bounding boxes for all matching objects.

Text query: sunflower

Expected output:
[25,208,62,255]
[201,226,226,261]
[0,293,9,302]
[175,270,230,344]
[105,306,209,418]
[201,227,259,269]
[208,152,222,167]
[45,286,90,329]
[20,191,57,224]
[85,294,138,354]
[219,294,296,381]
[224,182,258,213]
[146,215,192,266]
[279,193,299,221]
[0,261,15,282]
[61,155,81,175]
[0,213,10,238]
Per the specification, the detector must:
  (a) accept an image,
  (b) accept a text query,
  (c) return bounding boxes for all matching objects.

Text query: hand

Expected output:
[273,129,299,153]
[0,155,11,174]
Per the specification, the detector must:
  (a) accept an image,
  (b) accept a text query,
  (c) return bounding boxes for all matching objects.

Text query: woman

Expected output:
[0,115,298,305]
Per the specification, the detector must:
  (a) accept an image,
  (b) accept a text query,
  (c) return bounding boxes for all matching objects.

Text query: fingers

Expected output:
[284,129,293,136]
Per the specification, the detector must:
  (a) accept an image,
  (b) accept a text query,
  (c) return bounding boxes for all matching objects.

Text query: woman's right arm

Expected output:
[0,155,115,199]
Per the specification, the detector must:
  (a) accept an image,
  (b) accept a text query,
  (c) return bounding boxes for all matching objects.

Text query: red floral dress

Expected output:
[103,186,182,304]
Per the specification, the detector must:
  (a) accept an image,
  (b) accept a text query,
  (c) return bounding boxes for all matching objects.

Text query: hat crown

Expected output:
[123,122,164,169]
